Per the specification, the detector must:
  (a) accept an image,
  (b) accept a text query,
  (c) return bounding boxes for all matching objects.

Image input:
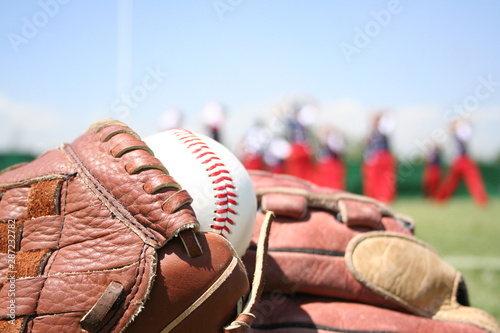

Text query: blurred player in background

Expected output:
[238,116,291,174]
[239,119,268,171]
[283,103,316,182]
[314,125,346,190]
[362,111,397,203]
[264,137,291,174]
[422,143,443,199]
[436,118,488,207]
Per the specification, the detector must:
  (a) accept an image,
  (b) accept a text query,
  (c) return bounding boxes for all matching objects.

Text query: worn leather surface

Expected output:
[249,293,492,333]
[0,119,250,332]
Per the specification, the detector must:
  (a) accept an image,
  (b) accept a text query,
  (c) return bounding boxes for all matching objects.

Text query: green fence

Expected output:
[344,159,500,198]
[0,152,37,173]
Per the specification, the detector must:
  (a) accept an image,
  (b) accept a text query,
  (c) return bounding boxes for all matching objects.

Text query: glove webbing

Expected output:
[0,177,69,331]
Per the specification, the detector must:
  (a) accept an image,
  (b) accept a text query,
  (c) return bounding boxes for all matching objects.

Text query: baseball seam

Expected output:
[172,130,238,238]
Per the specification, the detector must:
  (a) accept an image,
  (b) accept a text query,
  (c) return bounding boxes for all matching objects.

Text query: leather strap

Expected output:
[225,211,275,332]
[80,281,125,332]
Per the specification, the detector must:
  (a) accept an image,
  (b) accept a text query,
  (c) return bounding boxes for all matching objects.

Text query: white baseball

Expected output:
[144,129,257,257]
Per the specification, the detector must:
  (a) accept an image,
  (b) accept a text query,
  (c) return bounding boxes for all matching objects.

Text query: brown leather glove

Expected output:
[0,119,256,333]
[243,170,500,333]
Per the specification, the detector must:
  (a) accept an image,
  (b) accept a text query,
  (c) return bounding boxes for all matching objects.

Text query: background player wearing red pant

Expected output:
[284,104,316,182]
[239,120,268,171]
[423,143,442,199]
[436,119,488,207]
[315,126,346,190]
[362,112,397,203]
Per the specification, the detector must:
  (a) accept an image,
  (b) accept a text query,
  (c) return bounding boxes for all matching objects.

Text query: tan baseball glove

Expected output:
[0,119,267,333]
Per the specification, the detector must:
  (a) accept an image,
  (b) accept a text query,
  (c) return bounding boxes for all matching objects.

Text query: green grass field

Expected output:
[391,197,500,322]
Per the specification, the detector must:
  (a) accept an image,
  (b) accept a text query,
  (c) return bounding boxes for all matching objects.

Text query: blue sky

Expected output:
[1,1,500,161]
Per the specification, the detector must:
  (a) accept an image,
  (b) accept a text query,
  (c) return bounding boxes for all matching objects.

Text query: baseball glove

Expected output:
[243,170,500,333]
[0,119,267,333]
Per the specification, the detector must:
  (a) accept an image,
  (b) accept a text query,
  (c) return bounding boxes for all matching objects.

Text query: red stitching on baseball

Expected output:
[215,192,236,198]
[184,141,203,150]
[198,151,216,159]
[183,138,199,146]
[215,184,235,190]
[206,163,225,171]
[210,225,231,233]
[212,176,232,184]
[216,208,237,215]
[214,217,235,225]
[208,170,230,177]
[193,146,210,154]
[173,129,238,238]
[217,198,238,205]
